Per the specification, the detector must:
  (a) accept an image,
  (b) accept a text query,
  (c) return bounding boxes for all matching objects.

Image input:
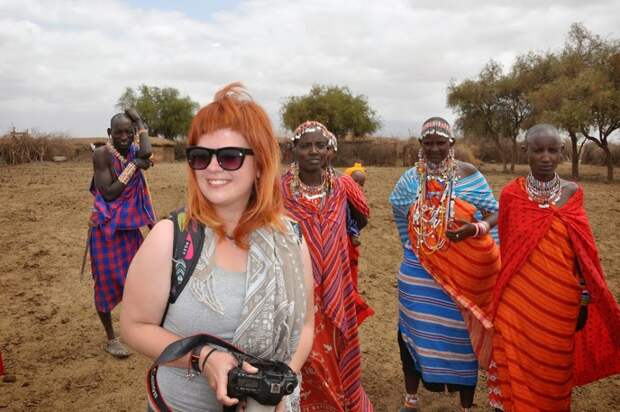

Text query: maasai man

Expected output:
[343,161,374,325]
[89,109,156,357]
[282,121,373,412]
[390,117,500,412]
[487,124,620,412]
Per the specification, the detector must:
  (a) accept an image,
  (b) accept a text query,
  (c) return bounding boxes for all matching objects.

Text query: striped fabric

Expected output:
[339,174,374,326]
[489,178,620,410]
[89,143,155,237]
[398,249,479,386]
[282,170,373,412]
[89,143,156,313]
[488,217,580,411]
[390,168,499,387]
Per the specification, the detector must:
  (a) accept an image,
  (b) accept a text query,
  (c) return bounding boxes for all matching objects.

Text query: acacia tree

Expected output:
[448,61,514,172]
[280,84,381,139]
[530,23,620,181]
[116,85,198,139]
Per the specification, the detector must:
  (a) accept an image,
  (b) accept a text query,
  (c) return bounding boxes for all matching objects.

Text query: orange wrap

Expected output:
[408,180,500,367]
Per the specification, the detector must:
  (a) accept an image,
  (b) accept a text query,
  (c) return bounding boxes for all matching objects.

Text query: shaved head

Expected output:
[525,124,561,145]
[523,123,564,181]
[110,113,131,128]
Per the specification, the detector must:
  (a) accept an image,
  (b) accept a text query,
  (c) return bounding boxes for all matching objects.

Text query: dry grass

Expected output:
[0,132,74,165]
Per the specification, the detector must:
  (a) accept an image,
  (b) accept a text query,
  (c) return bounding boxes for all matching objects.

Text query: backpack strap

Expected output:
[160,208,205,325]
[287,218,303,245]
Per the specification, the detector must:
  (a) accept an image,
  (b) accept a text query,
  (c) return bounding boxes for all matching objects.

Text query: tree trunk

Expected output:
[493,137,508,173]
[603,144,614,182]
[569,132,580,180]
[510,137,517,173]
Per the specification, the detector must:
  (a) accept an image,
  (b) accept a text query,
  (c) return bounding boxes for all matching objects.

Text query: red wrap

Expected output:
[493,177,620,386]
[339,174,374,326]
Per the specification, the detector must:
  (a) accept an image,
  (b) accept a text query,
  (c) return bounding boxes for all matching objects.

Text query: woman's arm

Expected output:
[120,219,189,365]
[287,239,315,374]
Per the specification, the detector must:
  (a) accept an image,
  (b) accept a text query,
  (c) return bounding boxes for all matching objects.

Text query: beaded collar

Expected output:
[525,173,561,208]
[411,151,457,253]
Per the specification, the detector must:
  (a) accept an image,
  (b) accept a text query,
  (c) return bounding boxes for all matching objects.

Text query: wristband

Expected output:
[472,223,480,238]
[200,347,218,373]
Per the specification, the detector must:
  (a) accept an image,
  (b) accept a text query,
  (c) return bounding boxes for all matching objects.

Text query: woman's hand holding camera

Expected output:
[200,348,258,407]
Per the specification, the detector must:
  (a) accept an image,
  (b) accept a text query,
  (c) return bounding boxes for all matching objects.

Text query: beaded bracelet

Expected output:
[117,161,137,185]
[474,221,490,237]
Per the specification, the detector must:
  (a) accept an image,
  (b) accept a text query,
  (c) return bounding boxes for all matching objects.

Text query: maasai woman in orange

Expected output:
[390,117,500,412]
[282,121,373,412]
[488,124,620,412]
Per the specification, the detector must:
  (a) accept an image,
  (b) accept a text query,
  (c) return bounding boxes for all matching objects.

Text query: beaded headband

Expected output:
[291,120,338,152]
[421,118,454,142]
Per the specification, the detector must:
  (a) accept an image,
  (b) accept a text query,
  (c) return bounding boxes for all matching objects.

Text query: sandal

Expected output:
[105,337,131,358]
[399,393,418,412]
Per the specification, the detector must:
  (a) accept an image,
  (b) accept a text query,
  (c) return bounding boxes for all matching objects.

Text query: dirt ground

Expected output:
[1,161,619,411]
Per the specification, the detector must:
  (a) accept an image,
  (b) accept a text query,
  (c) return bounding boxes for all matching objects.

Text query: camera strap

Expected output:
[147,333,256,412]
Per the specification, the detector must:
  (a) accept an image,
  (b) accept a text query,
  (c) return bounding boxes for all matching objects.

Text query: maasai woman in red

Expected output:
[488,124,620,411]
[282,121,374,412]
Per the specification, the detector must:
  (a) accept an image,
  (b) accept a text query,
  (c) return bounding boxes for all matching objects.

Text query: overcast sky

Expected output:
[1,0,618,138]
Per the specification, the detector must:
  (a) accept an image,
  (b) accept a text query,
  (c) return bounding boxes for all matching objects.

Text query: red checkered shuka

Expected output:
[88,143,156,312]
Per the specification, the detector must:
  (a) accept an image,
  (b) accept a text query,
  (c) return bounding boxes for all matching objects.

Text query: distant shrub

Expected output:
[334,139,400,167]
[0,131,74,165]
[581,142,620,166]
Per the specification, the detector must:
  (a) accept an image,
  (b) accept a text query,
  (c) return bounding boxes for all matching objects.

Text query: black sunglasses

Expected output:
[186,146,254,171]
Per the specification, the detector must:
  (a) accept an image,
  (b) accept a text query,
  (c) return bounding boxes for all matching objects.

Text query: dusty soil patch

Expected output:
[1,162,618,411]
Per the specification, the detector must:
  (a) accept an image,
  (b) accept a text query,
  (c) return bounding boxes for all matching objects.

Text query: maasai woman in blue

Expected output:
[389,117,500,412]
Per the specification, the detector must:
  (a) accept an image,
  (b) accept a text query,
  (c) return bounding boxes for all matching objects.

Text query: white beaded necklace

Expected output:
[526,173,561,208]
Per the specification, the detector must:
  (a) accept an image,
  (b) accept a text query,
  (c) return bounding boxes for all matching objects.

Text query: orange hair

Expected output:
[186,82,283,247]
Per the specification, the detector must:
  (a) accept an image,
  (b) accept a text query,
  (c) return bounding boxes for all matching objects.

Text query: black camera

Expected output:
[227,356,298,406]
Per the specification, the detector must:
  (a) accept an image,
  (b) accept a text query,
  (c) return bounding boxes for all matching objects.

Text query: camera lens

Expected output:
[284,382,295,394]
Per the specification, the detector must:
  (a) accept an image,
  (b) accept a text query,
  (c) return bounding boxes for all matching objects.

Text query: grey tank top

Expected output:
[156,265,246,412]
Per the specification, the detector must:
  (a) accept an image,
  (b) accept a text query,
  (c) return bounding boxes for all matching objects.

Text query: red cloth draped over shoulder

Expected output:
[339,174,374,326]
[408,180,500,367]
[281,172,352,332]
[281,171,373,411]
[339,174,370,217]
[492,177,620,386]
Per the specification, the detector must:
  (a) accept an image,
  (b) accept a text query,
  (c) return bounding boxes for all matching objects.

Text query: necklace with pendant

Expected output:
[526,173,561,208]
[411,154,457,253]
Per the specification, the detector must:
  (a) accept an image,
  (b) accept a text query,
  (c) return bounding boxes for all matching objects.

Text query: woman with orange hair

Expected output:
[120,83,314,412]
